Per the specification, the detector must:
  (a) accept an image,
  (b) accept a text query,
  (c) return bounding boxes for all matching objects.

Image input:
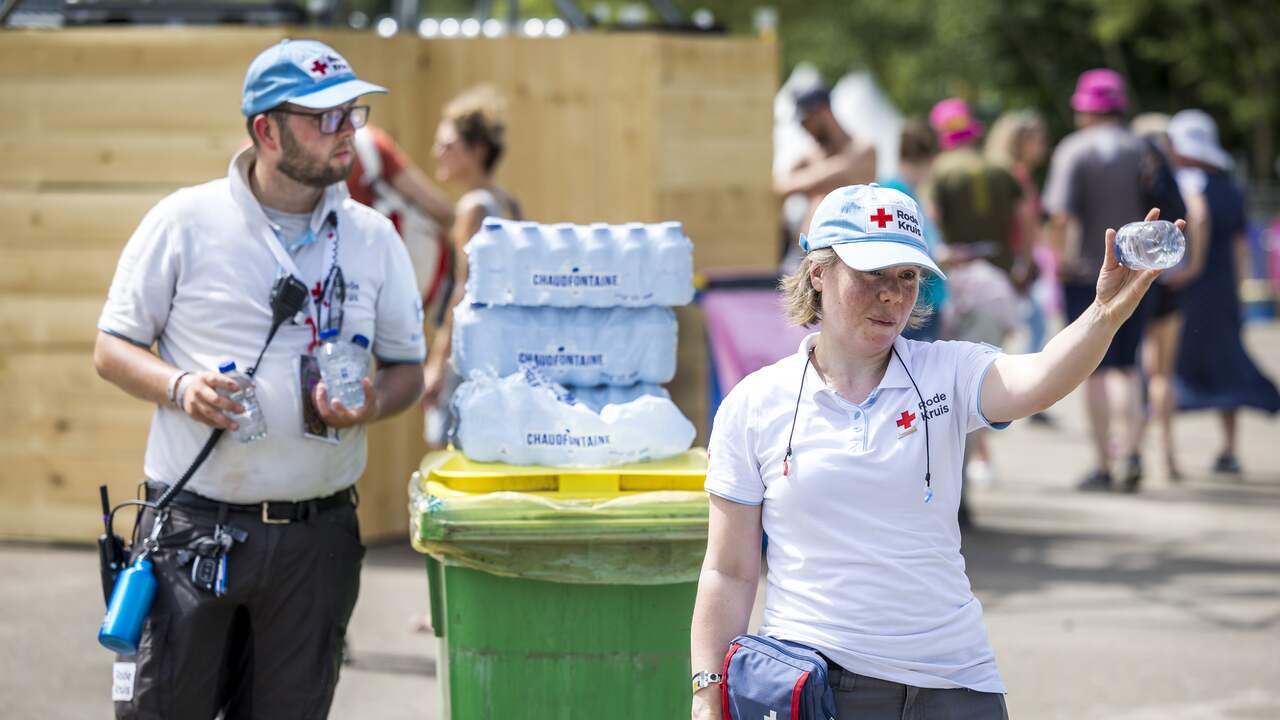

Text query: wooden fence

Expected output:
[0,27,777,542]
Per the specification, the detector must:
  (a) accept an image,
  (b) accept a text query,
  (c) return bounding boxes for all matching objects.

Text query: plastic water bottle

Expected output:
[1114,220,1186,270]
[655,221,695,305]
[217,361,266,442]
[582,223,618,306]
[316,329,371,410]
[464,218,510,304]
[619,223,652,304]
[98,557,156,655]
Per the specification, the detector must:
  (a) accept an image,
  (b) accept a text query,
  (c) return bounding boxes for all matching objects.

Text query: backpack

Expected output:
[722,634,838,720]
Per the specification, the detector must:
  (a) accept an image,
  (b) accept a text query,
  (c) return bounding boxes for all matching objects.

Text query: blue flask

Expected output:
[98,557,157,655]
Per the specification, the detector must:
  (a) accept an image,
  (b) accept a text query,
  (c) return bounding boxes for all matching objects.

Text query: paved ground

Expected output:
[3,323,1277,719]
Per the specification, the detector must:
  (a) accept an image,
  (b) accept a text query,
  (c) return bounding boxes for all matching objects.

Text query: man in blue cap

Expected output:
[94,40,426,718]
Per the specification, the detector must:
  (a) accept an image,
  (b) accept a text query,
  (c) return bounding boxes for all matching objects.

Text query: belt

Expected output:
[163,486,357,525]
[819,653,848,688]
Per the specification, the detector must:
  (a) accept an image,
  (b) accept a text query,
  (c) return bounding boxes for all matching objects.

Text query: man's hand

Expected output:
[1094,207,1184,323]
[313,378,379,429]
[181,372,245,431]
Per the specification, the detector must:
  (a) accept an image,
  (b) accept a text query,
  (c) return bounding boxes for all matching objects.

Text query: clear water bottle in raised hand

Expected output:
[316,329,371,411]
[1114,220,1186,270]
[217,361,266,442]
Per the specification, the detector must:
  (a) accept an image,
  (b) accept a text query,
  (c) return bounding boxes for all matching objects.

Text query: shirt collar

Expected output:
[797,332,914,402]
[228,146,350,237]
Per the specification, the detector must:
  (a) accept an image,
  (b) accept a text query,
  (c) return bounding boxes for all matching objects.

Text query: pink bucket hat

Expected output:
[1071,69,1127,114]
[928,98,982,150]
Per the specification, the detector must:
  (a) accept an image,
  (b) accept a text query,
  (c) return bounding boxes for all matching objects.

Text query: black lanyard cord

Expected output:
[782,343,933,501]
[781,348,813,477]
[148,274,309,514]
[892,345,932,492]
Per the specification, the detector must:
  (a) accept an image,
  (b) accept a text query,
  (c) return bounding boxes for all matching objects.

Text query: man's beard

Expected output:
[277,124,352,188]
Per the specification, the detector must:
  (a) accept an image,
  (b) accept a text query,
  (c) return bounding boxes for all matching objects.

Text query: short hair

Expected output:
[984,109,1045,168]
[443,85,507,174]
[779,248,934,329]
[898,119,937,163]
[794,86,832,116]
[245,108,286,148]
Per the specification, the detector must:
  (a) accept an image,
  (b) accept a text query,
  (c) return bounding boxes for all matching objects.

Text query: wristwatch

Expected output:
[691,670,723,694]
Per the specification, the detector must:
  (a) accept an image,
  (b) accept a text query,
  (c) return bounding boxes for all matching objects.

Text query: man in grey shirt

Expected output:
[1043,69,1151,493]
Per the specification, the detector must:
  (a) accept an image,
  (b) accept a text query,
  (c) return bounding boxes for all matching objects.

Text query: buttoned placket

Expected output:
[837,389,878,452]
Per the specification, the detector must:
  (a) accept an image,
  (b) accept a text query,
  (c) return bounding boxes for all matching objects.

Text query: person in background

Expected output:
[1168,109,1280,475]
[1043,69,1152,492]
[1130,112,1208,480]
[879,119,946,342]
[985,109,1057,425]
[925,98,1029,500]
[420,85,523,445]
[776,87,878,241]
[347,124,456,313]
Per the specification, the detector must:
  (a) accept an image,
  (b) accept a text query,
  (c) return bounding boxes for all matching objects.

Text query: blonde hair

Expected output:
[984,110,1044,168]
[780,248,935,329]
[443,85,508,173]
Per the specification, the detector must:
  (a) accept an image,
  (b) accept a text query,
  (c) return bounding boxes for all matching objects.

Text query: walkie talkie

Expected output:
[97,485,126,604]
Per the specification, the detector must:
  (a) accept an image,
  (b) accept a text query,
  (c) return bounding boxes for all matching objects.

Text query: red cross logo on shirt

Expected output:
[896,410,917,430]
[311,60,329,75]
[870,207,893,228]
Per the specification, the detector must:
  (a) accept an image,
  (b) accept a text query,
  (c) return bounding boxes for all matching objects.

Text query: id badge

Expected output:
[299,354,340,444]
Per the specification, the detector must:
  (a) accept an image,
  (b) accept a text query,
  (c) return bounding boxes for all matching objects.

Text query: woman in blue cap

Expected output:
[689,184,1177,718]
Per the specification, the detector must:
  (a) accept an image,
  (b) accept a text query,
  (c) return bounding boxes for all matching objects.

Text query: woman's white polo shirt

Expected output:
[705,332,1009,693]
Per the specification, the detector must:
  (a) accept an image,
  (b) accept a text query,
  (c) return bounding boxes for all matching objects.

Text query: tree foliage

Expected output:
[682,0,1280,179]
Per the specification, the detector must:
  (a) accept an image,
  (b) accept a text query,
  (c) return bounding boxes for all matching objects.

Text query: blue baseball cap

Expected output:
[799,184,946,279]
[241,39,387,117]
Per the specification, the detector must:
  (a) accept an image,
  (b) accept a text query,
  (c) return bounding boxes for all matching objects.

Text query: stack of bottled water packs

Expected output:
[450,218,696,466]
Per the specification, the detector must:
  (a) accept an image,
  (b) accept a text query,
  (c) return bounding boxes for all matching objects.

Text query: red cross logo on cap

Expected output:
[870,208,893,228]
[896,410,916,430]
[311,60,329,75]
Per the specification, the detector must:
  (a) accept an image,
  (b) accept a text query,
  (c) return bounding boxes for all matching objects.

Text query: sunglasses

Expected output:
[273,105,370,135]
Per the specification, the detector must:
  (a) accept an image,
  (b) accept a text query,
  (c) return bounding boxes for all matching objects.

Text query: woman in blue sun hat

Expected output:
[689,183,1179,718]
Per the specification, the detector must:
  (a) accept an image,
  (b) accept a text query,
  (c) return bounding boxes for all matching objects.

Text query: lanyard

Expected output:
[260,211,343,350]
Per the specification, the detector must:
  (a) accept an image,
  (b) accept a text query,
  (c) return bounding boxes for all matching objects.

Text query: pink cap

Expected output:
[1071,69,1127,114]
[928,98,982,150]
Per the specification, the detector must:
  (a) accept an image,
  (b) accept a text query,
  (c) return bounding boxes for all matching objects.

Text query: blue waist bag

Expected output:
[722,634,838,720]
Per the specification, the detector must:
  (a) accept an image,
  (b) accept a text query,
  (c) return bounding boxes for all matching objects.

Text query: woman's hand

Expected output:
[691,686,722,720]
[1093,207,1185,324]
[420,360,446,410]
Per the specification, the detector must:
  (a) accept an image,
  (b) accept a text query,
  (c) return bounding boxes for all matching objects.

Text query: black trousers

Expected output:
[829,665,1009,720]
[114,486,364,720]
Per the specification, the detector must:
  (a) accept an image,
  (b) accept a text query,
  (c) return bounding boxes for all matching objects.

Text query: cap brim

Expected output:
[1174,142,1233,171]
[290,79,388,109]
[832,240,946,280]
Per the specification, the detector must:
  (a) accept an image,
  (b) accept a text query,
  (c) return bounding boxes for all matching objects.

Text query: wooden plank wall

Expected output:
[0,28,776,543]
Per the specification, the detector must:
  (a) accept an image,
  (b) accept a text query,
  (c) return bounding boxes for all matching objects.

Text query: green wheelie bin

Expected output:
[410,449,709,718]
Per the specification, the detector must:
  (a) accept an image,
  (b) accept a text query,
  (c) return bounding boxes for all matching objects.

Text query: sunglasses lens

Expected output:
[322,110,344,134]
[349,106,369,129]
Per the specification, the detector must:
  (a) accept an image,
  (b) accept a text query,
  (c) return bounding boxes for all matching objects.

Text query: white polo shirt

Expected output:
[705,332,1009,693]
[98,148,426,503]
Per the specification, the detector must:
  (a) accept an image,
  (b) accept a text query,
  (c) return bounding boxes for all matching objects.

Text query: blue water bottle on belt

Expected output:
[98,556,157,655]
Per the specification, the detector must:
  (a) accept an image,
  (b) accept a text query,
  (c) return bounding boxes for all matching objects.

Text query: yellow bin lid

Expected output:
[419,448,708,498]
